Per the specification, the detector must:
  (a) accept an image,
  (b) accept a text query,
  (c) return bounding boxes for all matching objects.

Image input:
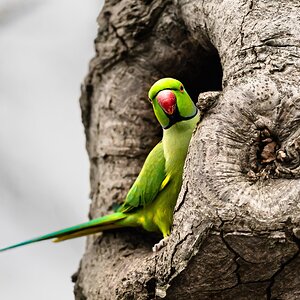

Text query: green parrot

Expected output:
[0,78,200,252]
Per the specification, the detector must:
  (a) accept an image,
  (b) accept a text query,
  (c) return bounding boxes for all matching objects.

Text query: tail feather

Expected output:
[0,212,126,252]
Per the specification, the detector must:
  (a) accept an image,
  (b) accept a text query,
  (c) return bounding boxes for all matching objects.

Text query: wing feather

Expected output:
[118,142,168,212]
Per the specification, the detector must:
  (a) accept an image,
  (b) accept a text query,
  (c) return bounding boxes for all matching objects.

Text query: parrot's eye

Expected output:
[180,85,184,92]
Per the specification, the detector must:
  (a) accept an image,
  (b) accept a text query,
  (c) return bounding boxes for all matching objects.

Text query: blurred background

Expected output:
[0,0,103,299]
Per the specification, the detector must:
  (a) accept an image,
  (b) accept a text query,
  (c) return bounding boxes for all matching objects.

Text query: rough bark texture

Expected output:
[74,0,300,299]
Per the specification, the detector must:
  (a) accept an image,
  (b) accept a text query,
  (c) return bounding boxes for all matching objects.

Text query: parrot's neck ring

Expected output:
[163,108,199,130]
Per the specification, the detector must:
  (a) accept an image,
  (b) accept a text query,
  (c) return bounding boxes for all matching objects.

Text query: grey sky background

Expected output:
[0,0,103,299]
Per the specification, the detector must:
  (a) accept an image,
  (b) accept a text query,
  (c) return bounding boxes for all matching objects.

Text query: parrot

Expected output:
[0,78,200,252]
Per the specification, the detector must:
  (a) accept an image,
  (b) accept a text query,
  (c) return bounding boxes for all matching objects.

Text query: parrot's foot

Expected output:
[152,237,169,252]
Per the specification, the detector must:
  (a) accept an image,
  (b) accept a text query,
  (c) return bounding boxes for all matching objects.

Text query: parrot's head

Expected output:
[148,78,198,129]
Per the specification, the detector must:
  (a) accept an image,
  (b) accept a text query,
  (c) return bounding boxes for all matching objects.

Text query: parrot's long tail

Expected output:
[0,212,127,252]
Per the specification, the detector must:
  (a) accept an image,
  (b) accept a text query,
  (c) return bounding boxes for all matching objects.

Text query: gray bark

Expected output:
[74,0,300,299]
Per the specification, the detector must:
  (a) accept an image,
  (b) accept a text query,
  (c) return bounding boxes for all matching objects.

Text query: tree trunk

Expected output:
[74,0,300,299]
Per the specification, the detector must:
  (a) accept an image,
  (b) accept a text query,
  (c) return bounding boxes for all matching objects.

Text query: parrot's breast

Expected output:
[163,113,200,175]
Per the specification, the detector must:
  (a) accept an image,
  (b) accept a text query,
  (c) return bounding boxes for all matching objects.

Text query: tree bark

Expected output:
[74,0,300,299]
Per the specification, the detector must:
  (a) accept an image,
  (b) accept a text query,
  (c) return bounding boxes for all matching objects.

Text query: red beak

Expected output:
[156,90,176,115]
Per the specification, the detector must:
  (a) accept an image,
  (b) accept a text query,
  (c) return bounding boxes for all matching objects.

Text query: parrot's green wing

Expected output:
[118,142,168,213]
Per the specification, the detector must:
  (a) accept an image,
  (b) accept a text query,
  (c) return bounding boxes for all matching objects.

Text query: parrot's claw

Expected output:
[152,237,169,252]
